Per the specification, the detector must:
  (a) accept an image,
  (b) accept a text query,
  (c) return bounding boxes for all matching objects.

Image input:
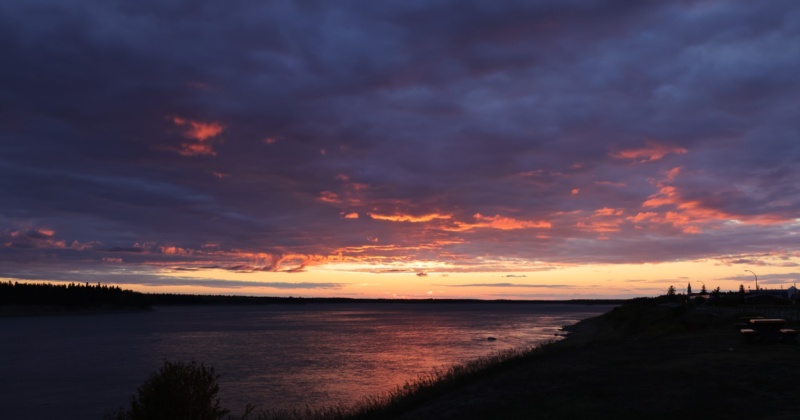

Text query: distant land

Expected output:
[0,281,626,316]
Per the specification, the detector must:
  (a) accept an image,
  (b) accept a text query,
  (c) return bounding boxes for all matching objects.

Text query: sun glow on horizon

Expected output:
[26,254,785,301]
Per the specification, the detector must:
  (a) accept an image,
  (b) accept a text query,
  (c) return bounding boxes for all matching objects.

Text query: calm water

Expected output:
[0,303,612,419]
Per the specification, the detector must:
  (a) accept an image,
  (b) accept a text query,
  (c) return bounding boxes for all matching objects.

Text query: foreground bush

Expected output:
[108,360,230,420]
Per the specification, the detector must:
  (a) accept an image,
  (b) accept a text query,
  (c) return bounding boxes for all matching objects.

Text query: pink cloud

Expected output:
[611,141,687,163]
[170,116,224,157]
[173,117,224,141]
[1,227,70,248]
[369,212,452,223]
[449,213,551,231]
[318,191,341,204]
[632,171,793,234]
[576,208,628,234]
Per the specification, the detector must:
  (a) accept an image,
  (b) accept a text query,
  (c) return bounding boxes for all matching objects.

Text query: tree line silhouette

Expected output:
[0,281,150,310]
[1,281,627,313]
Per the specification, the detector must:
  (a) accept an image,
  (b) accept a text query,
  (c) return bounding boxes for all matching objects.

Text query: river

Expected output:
[0,303,613,419]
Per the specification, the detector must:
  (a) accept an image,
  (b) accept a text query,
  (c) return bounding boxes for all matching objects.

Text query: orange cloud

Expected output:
[629,212,658,223]
[633,172,792,234]
[594,208,625,216]
[36,228,55,237]
[343,212,359,219]
[173,117,224,140]
[316,176,368,207]
[576,220,622,234]
[666,166,682,181]
[611,141,687,162]
[642,185,679,208]
[368,212,452,223]
[449,213,551,231]
[1,228,88,249]
[160,246,193,255]
[271,253,329,273]
[576,208,627,234]
[191,250,332,273]
[170,116,224,156]
[318,191,341,204]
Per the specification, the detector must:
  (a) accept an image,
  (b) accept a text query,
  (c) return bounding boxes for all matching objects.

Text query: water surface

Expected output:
[0,303,612,419]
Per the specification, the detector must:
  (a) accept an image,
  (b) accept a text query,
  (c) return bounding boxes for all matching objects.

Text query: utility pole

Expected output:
[745,270,758,291]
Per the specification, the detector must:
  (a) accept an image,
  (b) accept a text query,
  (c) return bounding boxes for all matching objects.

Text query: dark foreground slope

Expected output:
[395,302,800,420]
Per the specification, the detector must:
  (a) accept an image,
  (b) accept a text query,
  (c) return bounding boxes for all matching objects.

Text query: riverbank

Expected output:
[389,302,800,419]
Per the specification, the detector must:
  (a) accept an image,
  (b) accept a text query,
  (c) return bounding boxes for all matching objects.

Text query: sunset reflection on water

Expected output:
[0,303,612,418]
[146,304,611,411]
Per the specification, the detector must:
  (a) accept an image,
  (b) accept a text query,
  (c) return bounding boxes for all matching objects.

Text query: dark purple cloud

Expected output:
[1,0,798,291]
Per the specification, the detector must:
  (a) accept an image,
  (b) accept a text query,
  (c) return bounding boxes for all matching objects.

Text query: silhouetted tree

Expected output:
[701,284,707,294]
[110,360,229,420]
[739,284,746,294]
[667,285,676,296]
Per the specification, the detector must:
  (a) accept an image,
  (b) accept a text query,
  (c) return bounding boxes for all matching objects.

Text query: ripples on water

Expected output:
[0,303,613,419]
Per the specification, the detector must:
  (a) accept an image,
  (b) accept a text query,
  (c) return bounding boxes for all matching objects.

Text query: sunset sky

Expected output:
[1,1,799,299]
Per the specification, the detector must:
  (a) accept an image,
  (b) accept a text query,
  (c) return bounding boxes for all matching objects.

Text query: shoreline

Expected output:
[385,302,800,419]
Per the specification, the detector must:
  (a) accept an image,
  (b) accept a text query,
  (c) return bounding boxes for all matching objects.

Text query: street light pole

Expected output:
[745,270,758,291]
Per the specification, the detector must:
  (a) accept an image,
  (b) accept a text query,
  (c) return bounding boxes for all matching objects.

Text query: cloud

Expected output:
[171,116,224,157]
[368,212,452,223]
[610,141,688,163]
[0,0,798,292]
[448,214,551,231]
[1,228,69,249]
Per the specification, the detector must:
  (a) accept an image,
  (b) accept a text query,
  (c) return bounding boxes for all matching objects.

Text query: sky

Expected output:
[1,0,799,299]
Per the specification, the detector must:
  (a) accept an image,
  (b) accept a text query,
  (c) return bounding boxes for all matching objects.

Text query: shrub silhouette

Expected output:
[111,359,230,420]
